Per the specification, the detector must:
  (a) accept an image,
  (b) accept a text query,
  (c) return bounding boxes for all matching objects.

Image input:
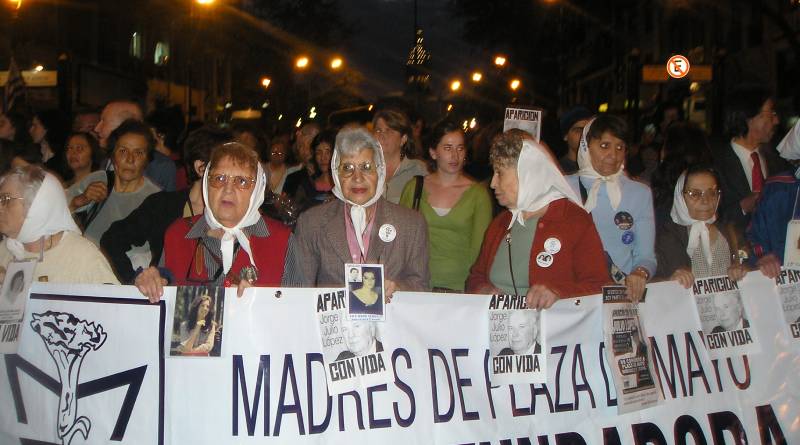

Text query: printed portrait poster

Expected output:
[345,263,385,322]
[170,286,225,357]
[783,189,800,268]
[487,294,546,385]
[774,268,800,342]
[691,275,760,359]
[503,106,542,142]
[315,289,392,395]
[601,286,661,414]
[0,261,37,354]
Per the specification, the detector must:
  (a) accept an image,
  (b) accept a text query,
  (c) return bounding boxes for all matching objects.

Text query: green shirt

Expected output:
[400,180,493,290]
[489,217,539,295]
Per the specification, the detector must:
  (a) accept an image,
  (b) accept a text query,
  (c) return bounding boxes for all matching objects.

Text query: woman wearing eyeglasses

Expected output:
[135,142,298,302]
[0,165,118,284]
[655,165,748,288]
[292,126,430,298]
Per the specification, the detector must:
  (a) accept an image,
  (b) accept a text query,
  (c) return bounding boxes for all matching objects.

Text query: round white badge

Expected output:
[379,224,397,242]
[544,237,562,254]
[536,252,554,268]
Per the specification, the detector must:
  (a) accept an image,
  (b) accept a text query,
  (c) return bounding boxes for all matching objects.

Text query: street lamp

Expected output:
[330,57,343,70]
[494,55,507,67]
[8,0,21,9]
[510,78,521,91]
[471,72,482,82]
[295,56,310,69]
[260,77,271,89]
[450,80,461,92]
[196,0,214,4]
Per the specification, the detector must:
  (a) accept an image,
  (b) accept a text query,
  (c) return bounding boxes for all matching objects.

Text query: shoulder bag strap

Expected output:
[412,175,424,211]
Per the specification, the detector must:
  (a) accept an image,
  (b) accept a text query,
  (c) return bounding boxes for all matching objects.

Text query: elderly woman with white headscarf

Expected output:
[0,165,118,284]
[466,132,608,309]
[566,114,656,302]
[656,165,748,287]
[136,142,297,302]
[291,126,430,297]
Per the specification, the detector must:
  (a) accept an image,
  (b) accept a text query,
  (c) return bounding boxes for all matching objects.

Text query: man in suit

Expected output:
[710,292,749,333]
[335,320,383,361]
[499,310,542,355]
[714,84,786,240]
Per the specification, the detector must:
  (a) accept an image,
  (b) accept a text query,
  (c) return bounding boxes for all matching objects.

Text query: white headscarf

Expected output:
[577,118,624,212]
[202,155,267,275]
[507,139,583,229]
[331,127,387,257]
[6,171,80,260]
[777,120,800,173]
[670,171,718,267]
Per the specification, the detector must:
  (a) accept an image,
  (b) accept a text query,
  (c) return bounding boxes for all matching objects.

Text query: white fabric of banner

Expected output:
[0,275,798,444]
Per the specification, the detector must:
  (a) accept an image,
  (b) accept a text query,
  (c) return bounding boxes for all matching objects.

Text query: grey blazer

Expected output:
[292,198,431,291]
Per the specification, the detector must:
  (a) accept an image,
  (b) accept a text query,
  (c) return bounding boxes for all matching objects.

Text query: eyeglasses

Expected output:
[208,173,256,190]
[338,161,379,178]
[683,189,721,201]
[0,194,23,208]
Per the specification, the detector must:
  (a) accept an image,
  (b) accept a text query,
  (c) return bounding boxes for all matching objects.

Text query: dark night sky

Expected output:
[340,0,477,99]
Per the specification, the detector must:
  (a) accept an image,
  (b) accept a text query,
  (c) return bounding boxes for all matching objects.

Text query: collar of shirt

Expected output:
[731,141,766,189]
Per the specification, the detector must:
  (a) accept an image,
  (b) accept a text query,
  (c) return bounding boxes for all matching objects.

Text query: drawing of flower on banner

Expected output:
[30,311,107,445]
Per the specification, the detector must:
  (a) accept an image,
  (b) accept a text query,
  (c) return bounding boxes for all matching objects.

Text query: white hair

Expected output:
[0,166,45,212]
[334,126,383,169]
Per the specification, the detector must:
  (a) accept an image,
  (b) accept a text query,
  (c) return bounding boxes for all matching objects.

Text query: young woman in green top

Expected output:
[400,120,493,291]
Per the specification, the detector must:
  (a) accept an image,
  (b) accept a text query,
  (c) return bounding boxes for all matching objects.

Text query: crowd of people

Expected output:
[0,81,798,311]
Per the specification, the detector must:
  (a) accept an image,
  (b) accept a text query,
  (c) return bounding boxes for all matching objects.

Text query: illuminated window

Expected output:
[154,42,170,66]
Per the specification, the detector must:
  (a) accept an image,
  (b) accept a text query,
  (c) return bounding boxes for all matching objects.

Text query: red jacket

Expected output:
[466,198,609,298]
[163,214,291,287]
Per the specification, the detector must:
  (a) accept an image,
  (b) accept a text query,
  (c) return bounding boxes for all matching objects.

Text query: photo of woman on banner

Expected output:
[348,266,383,317]
[466,132,608,309]
[135,142,297,302]
[335,319,383,360]
[711,292,749,333]
[171,286,225,357]
[292,126,430,299]
[499,310,541,355]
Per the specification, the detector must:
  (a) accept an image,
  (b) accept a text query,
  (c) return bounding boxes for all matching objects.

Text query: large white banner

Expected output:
[0,274,797,444]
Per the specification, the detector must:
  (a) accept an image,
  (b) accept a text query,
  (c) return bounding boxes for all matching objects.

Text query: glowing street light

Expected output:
[8,0,21,10]
[471,72,482,82]
[196,0,214,4]
[450,80,462,92]
[446,104,453,112]
[510,78,521,91]
[494,55,507,67]
[260,77,271,89]
[295,56,310,69]
[330,57,343,70]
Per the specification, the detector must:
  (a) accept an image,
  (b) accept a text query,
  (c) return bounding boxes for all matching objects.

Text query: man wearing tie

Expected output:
[714,84,786,244]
